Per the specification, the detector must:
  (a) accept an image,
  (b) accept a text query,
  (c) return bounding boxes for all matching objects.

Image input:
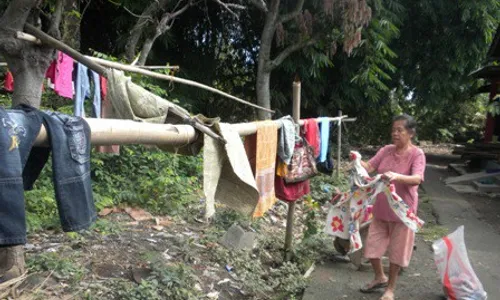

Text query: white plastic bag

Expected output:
[432,226,487,300]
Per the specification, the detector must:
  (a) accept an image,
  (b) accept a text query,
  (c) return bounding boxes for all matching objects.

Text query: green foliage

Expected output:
[212,245,308,299]
[107,263,201,300]
[27,252,86,283]
[92,145,202,217]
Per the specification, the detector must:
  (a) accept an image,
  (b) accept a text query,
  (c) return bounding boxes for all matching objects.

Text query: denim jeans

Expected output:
[0,106,96,245]
[23,110,96,232]
[0,105,47,244]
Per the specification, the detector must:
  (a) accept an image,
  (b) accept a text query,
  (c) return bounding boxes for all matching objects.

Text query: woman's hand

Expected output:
[382,171,400,182]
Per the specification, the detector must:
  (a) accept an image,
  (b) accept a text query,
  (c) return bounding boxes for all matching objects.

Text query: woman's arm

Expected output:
[383,171,422,186]
[361,160,375,174]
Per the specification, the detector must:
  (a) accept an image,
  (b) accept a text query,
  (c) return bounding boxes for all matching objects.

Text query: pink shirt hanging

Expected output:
[46,51,74,99]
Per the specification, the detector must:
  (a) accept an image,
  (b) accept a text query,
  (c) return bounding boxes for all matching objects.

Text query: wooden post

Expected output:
[284,80,301,261]
[336,110,342,178]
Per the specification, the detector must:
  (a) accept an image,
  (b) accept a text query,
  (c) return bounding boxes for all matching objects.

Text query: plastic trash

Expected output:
[432,226,487,300]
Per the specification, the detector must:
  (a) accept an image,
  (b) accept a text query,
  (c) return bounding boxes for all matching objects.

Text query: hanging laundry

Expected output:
[275,173,310,202]
[316,146,335,175]
[244,121,279,218]
[95,76,120,154]
[0,106,96,247]
[106,69,217,156]
[90,70,101,118]
[74,63,90,117]
[4,71,14,92]
[277,115,295,165]
[23,109,96,232]
[45,51,74,99]
[74,63,101,118]
[107,69,187,123]
[303,118,320,158]
[324,151,424,253]
[276,160,288,177]
[204,122,260,219]
[318,117,330,163]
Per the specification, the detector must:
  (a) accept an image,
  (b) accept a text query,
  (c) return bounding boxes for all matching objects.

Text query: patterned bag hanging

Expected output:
[283,137,319,183]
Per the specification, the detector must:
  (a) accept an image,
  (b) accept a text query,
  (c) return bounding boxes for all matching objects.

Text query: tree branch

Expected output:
[0,0,39,30]
[278,0,305,23]
[268,37,316,70]
[249,0,268,12]
[136,1,191,65]
[125,0,168,62]
[48,0,64,36]
[212,0,245,19]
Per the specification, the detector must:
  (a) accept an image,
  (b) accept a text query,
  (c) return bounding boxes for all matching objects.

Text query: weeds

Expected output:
[27,252,86,283]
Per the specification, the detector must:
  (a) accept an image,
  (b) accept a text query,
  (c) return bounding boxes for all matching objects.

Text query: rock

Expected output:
[132,268,152,284]
[220,223,256,250]
[207,291,219,299]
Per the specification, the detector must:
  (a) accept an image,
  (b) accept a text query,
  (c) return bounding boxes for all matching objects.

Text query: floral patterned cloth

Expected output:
[324,151,424,253]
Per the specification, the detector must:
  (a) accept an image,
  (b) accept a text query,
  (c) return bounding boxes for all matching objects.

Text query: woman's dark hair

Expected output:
[393,114,417,135]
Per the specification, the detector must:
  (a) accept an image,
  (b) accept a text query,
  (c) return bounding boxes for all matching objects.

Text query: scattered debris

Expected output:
[206,291,220,299]
[303,263,315,278]
[125,207,154,221]
[217,278,231,285]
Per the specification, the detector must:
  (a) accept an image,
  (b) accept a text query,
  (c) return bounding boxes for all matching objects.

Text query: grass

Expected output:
[417,193,449,242]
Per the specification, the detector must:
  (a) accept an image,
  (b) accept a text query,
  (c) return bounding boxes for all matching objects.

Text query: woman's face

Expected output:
[391,120,413,147]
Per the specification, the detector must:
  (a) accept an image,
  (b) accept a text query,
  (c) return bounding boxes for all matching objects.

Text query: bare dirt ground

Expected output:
[5,143,500,300]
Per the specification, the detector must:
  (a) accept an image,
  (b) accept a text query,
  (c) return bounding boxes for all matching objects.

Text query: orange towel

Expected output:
[245,121,279,218]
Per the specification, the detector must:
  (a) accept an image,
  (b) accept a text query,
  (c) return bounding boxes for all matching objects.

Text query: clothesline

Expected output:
[0,61,178,70]
[17,26,275,114]
[33,116,354,146]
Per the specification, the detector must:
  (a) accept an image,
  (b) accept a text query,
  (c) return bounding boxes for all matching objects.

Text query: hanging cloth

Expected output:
[4,71,14,92]
[324,151,424,253]
[45,51,74,99]
[303,118,320,158]
[95,76,120,154]
[74,63,91,117]
[318,117,330,163]
[244,121,279,218]
[277,115,295,165]
[204,122,260,219]
[90,70,101,118]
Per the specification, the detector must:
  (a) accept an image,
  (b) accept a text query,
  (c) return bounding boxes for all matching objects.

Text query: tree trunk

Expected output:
[61,0,80,50]
[0,0,56,108]
[256,69,271,120]
[255,0,279,120]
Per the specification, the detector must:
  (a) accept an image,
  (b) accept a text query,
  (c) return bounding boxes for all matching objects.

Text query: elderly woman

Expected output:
[359,114,426,300]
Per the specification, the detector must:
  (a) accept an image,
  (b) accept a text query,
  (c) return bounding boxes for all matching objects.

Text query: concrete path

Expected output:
[423,164,500,298]
[302,164,500,300]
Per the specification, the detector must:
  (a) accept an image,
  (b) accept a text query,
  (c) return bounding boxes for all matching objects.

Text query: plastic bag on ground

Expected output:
[432,226,487,300]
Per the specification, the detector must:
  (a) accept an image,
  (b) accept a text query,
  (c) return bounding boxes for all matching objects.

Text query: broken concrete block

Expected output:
[220,223,256,250]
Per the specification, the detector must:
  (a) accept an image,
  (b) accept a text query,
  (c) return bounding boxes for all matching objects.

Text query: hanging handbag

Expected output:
[283,138,319,183]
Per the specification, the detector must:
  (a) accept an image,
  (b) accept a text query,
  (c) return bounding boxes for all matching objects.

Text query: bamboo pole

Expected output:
[336,110,342,178]
[33,115,352,146]
[284,80,301,262]
[34,119,197,147]
[138,65,179,70]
